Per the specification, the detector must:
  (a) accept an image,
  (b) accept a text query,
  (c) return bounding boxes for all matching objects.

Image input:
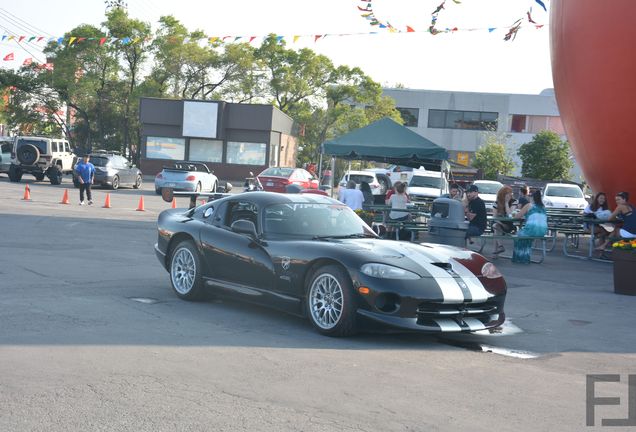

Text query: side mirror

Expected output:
[231,219,258,239]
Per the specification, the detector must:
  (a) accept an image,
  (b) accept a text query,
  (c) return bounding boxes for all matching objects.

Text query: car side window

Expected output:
[226,201,259,230]
[51,142,58,153]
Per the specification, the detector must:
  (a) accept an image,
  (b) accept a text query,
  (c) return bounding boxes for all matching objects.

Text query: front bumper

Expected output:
[154,243,168,270]
[352,273,506,333]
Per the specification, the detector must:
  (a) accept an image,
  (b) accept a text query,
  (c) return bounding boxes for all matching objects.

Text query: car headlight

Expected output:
[360,263,420,280]
[481,262,502,279]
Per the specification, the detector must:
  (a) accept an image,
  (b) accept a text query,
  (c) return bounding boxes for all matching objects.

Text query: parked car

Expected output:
[257,167,319,193]
[8,136,76,184]
[365,164,423,195]
[73,151,142,190]
[542,183,587,209]
[155,161,218,195]
[155,191,507,336]
[471,180,504,214]
[407,170,449,204]
[338,170,383,197]
[0,139,12,174]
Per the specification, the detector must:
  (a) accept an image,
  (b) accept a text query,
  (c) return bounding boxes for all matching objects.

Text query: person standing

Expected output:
[75,154,95,205]
[339,180,364,210]
[465,184,487,243]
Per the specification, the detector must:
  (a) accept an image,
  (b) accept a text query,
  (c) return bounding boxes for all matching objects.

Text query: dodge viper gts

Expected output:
[155,191,506,337]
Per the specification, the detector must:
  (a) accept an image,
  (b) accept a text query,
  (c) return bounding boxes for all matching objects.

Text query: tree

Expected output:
[518,130,573,181]
[472,134,515,180]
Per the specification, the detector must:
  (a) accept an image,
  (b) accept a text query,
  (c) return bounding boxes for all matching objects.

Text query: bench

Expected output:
[475,233,552,263]
[384,220,429,241]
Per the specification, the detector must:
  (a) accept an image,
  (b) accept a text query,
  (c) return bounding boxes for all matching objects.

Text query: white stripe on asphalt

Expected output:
[433,319,463,332]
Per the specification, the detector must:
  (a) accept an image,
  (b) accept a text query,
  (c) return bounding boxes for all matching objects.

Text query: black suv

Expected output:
[73,151,143,190]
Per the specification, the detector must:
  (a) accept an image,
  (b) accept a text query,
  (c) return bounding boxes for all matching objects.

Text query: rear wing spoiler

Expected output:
[160,185,232,209]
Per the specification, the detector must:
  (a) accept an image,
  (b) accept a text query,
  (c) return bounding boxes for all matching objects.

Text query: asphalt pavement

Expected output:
[1,174,634,431]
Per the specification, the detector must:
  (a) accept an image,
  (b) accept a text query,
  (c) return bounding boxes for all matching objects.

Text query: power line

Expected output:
[0,23,46,63]
[0,7,54,38]
[0,13,49,56]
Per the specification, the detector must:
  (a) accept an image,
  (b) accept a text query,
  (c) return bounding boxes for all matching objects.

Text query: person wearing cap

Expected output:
[465,184,487,243]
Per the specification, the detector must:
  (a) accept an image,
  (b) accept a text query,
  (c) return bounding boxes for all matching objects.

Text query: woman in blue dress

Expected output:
[512,190,548,264]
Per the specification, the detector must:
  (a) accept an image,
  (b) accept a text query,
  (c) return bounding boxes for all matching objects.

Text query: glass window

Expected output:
[545,186,583,198]
[226,142,267,166]
[260,167,294,178]
[397,107,419,127]
[91,156,110,167]
[146,136,185,160]
[510,114,527,133]
[480,112,498,131]
[189,138,223,163]
[462,111,482,130]
[445,111,463,129]
[428,110,445,128]
[409,175,441,188]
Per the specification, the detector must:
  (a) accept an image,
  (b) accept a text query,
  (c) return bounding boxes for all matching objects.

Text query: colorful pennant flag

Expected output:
[22,57,32,65]
[3,53,14,61]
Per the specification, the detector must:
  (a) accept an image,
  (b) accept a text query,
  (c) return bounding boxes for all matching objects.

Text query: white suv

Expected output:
[339,170,383,197]
[9,136,76,185]
[542,183,587,209]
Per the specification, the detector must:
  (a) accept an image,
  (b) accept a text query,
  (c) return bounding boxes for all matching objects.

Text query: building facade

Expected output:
[139,98,297,180]
[383,88,583,181]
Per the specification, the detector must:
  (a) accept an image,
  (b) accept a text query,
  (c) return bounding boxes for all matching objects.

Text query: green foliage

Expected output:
[518,130,573,181]
[472,134,515,180]
[1,14,396,167]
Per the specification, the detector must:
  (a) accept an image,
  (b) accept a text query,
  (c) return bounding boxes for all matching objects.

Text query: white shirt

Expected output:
[389,193,409,219]
[339,188,364,210]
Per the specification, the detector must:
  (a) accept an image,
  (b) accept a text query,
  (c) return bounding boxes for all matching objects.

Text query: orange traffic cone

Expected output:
[171,198,177,209]
[103,193,112,208]
[22,184,31,200]
[136,196,145,211]
[60,189,70,205]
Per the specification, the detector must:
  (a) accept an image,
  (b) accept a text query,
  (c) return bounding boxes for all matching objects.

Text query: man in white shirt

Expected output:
[339,180,364,210]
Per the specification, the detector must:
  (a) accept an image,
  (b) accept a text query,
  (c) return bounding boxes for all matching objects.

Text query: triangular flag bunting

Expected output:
[68,37,76,45]
[293,35,300,43]
[18,36,25,42]
[314,35,322,42]
[406,26,415,32]
[22,57,32,66]
[99,37,107,45]
[3,53,14,61]
[249,36,256,43]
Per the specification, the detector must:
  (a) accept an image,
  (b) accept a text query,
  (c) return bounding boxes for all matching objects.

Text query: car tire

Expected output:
[34,173,45,182]
[48,166,63,185]
[169,240,205,301]
[8,165,22,182]
[306,264,357,337]
[111,175,119,190]
[195,182,201,193]
[133,174,142,189]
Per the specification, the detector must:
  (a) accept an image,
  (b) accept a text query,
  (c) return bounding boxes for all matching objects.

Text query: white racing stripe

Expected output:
[433,319,463,332]
[448,259,492,302]
[462,318,486,331]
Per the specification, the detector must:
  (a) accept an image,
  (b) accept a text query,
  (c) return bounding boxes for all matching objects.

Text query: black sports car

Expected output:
[155,191,507,337]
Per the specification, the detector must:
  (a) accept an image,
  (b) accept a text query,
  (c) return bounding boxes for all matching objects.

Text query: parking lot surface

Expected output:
[1,175,635,431]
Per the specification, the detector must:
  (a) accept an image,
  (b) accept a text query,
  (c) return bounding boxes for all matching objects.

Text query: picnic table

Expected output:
[362,204,430,240]
[562,216,615,262]
[476,216,550,263]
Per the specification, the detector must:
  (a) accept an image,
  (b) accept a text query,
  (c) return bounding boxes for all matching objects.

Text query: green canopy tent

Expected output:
[321,117,448,171]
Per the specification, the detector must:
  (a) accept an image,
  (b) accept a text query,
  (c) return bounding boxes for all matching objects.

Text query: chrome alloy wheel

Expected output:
[309,274,344,330]
[171,247,196,294]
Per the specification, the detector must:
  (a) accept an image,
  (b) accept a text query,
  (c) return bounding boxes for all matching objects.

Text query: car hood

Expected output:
[337,239,495,301]
[479,193,497,202]
[336,239,480,275]
[544,196,587,209]
[409,186,441,197]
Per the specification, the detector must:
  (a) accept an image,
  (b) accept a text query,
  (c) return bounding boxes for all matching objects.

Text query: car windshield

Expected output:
[90,157,110,167]
[264,203,375,239]
[348,174,374,184]
[260,167,294,178]
[474,182,503,194]
[17,138,47,155]
[409,176,441,188]
[546,186,583,198]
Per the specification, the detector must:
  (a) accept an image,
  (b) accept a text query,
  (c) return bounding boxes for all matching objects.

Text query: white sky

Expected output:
[0,0,553,94]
